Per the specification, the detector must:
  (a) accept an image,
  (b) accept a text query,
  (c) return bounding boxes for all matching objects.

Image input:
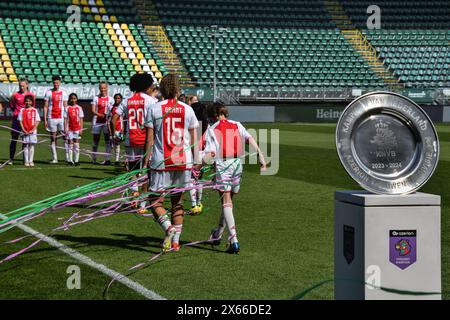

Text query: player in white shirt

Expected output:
[91,82,114,165]
[143,74,199,253]
[43,75,68,164]
[201,103,266,254]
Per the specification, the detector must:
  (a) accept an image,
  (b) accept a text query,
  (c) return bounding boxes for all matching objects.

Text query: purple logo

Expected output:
[389,230,416,270]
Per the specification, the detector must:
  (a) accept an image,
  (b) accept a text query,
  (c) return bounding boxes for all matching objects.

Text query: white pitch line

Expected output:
[0,214,167,300]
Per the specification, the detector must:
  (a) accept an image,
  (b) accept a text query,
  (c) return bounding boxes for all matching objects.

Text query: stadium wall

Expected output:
[237,102,446,124]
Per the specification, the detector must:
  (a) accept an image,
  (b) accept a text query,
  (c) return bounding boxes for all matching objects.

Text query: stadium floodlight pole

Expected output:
[208,25,228,102]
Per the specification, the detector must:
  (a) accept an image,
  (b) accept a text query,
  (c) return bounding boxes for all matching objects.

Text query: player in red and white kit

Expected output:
[202,103,266,254]
[9,78,35,164]
[91,82,114,165]
[108,93,125,165]
[143,74,199,253]
[112,73,158,213]
[64,93,84,166]
[18,95,40,167]
[44,75,68,164]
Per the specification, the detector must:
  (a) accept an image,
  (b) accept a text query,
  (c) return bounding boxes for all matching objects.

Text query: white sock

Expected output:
[64,140,70,162]
[173,224,183,244]
[23,144,29,163]
[197,188,203,205]
[115,145,121,162]
[157,214,172,233]
[68,144,74,163]
[223,204,238,244]
[29,145,35,163]
[74,143,80,163]
[190,189,197,207]
[51,142,57,161]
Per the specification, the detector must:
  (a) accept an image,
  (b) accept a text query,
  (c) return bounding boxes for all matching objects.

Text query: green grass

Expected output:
[0,120,449,300]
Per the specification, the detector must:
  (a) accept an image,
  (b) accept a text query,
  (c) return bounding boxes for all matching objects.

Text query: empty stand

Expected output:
[167,26,384,88]
[365,30,450,87]
[340,0,450,29]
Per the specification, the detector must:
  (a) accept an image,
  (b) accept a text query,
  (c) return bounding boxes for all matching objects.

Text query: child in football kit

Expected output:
[201,103,266,254]
[108,93,125,165]
[18,95,40,167]
[64,93,84,166]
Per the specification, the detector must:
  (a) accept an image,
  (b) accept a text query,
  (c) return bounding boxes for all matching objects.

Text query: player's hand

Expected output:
[260,158,267,172]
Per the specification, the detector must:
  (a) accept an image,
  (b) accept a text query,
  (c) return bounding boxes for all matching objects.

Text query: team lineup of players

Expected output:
[3,73,267,254]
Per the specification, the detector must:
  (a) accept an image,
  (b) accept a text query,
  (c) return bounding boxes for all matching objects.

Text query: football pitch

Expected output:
[0,121,449,300]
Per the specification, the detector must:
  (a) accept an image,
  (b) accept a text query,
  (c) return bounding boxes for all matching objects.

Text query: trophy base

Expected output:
[334,190,441,300]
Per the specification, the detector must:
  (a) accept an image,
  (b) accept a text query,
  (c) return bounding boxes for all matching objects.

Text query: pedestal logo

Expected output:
[389,230,417,270]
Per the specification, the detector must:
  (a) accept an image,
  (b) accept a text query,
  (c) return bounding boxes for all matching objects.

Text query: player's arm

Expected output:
[80,118,84,136]
[9,94,15,111]
[199,129,216,167]
[190,127,200,165]
[91,99,103,119]
[18,113,26,134]
[64,115,69,133]
[33,120,40,133]
[34,113,41,133]
[248,136,267,171]
[111,113,119,133]
[91,102,98,117]
[43,96,49,128]
[143,127,154,168]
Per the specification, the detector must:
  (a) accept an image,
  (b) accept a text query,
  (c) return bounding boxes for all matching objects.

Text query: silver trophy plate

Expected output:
[336,92,439,195]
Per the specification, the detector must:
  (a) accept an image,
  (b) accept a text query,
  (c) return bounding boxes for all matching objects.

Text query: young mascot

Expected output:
[64,93,84,166]
[203,103,266,254]
[18,95,40,167]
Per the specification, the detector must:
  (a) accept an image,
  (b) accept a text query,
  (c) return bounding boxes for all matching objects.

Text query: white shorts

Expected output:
[21,133,38,144]
[92,123,109,135]
[126,147,144,164]
[67,131,81,140]
[214,159,243,193]
[149,170,192,193]
[47,118,64,133]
